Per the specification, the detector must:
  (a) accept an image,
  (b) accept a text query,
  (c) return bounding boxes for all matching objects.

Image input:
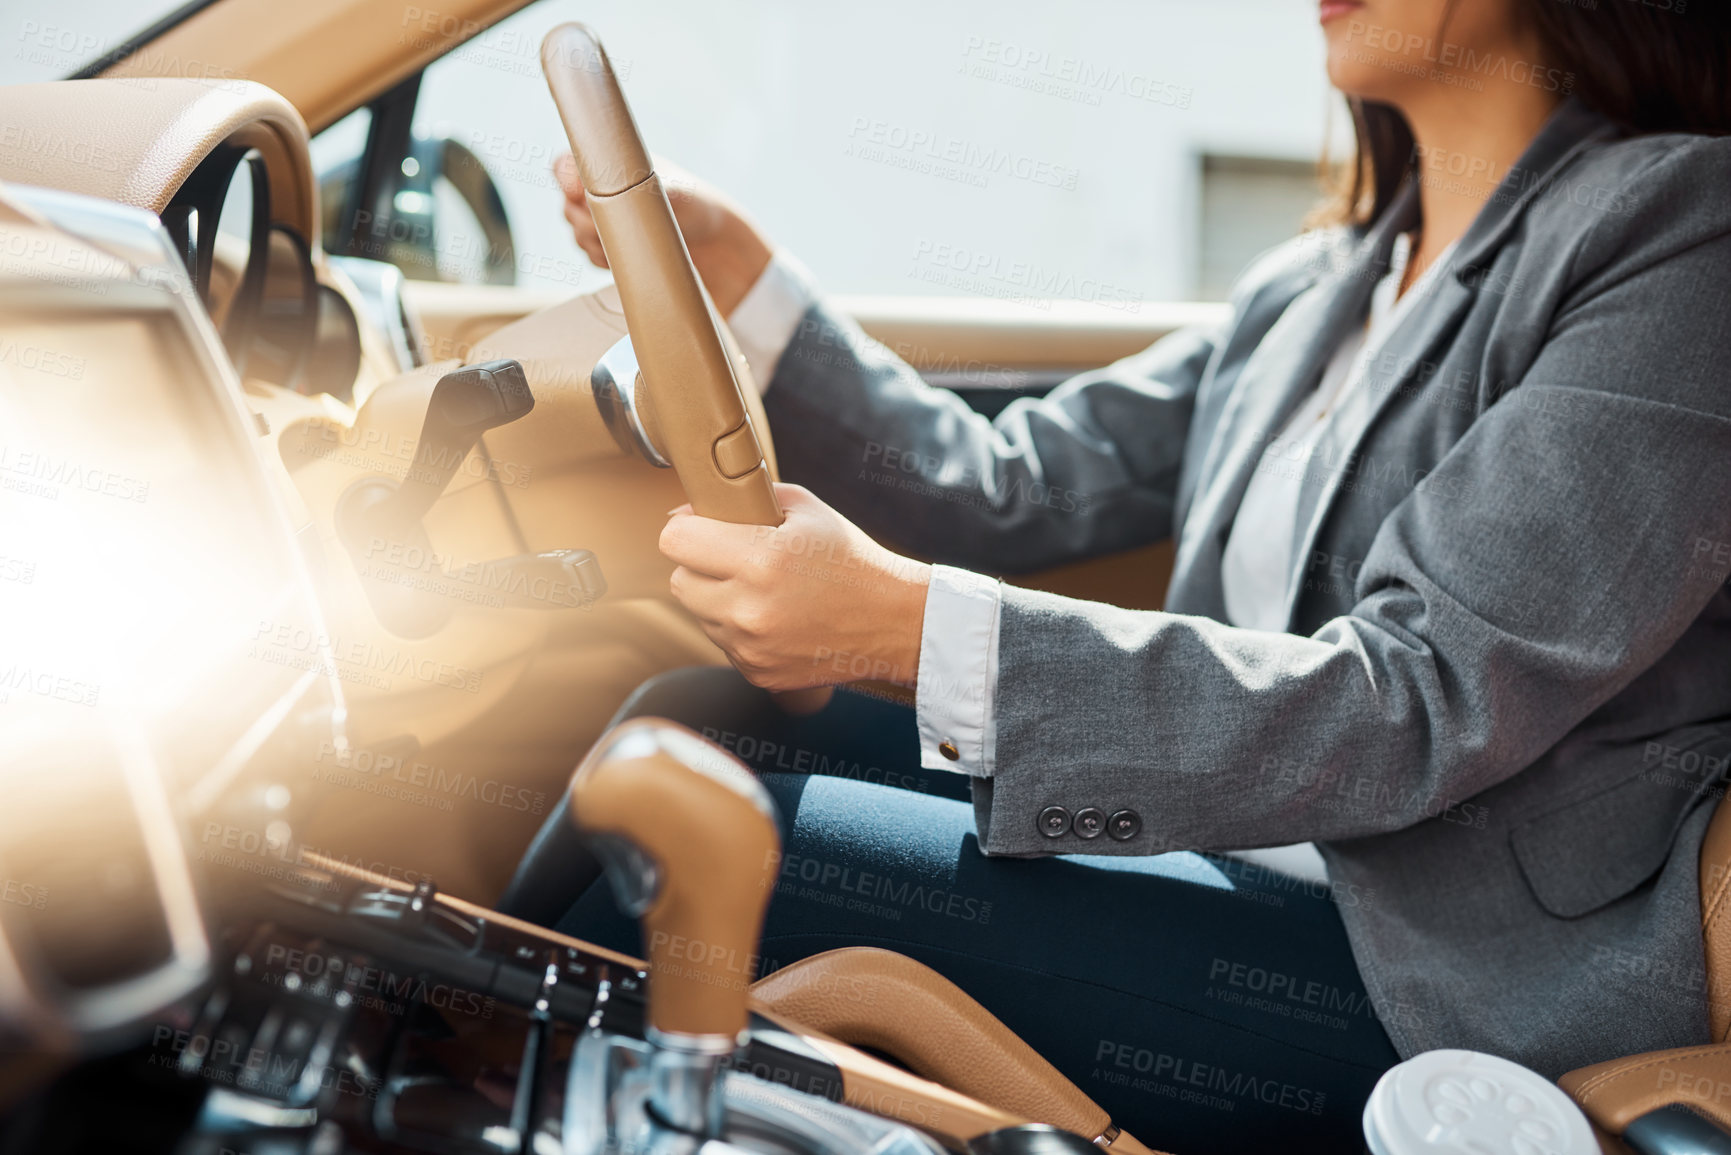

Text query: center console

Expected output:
[146,856,910,1155]
[2,721,1030,1155]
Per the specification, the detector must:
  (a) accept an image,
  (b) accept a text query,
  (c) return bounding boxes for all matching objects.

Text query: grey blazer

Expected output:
[762,98,1731,1077]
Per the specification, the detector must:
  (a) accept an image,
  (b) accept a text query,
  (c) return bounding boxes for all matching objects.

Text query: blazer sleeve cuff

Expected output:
[727,248,820,393]
[916,565,1001,776]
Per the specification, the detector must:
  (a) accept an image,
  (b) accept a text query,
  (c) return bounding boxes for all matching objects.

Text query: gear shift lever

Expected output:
[568,718,780,1135]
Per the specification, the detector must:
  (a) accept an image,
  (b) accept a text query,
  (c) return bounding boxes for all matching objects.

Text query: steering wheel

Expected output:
[541,24,831,713]
[541,23,781,523]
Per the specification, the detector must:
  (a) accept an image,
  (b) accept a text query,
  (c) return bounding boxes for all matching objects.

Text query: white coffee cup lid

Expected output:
[1362,1049,1597,1155]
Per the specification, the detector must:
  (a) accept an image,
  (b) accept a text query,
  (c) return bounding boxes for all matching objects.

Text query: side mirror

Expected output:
[320,134,517,286]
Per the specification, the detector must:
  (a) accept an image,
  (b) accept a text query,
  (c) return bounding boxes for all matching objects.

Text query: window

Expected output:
[3,0,210,83]
[1197,155,1329,301]
[317,0,1343,301]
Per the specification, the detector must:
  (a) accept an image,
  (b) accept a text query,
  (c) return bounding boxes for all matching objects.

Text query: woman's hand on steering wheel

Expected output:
[554,152,773,317]
[660,484,932,692]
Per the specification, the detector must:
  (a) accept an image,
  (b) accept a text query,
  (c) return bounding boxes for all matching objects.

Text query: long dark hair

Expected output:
[1323,1,1731,227]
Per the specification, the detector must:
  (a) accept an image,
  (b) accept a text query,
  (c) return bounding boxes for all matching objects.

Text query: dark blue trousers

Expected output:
[501,668,1397,1155]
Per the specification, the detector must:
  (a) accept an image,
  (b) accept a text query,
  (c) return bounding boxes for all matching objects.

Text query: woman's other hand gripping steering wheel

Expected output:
[554,152,772,318]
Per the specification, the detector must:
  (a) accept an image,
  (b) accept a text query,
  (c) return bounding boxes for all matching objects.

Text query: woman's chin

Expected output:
[1324,57,1399,107]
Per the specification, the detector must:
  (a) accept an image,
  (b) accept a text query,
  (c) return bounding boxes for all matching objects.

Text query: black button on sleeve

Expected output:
[1037,806,1071,838]
[1107,810,1142,841]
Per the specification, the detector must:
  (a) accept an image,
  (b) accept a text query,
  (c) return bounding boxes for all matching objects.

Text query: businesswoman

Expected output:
[505,2,1731,1150]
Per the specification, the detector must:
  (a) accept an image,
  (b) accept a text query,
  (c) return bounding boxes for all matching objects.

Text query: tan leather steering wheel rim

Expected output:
[540,22,781,527]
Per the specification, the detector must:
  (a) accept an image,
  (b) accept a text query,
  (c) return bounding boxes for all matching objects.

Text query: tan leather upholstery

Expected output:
[0,80,317,243]
[1561,1043,1731,1138]
[1701,797,1731,1042]
[841,296,1230,373]
[752,947,1157,1152]
[1559,798,1731,1147]
[100,0,534,134]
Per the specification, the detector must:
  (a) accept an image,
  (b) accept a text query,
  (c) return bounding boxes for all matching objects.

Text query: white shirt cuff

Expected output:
[726,248,819,393]
[916,565,1002,776]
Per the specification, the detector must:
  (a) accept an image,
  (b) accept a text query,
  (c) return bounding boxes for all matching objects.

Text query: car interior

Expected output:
[1,1,1729,1152]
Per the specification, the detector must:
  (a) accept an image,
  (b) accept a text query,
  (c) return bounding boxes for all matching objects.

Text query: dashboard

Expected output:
[0,164,870,1155]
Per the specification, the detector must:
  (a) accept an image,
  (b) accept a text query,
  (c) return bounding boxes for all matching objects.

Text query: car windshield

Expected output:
[3,0,199,84]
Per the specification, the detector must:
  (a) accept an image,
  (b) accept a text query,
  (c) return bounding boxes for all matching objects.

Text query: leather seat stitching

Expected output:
[1701,838,1731,1041]
[1571,1055,1682,1103]
[1572,1047,1731,1104]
